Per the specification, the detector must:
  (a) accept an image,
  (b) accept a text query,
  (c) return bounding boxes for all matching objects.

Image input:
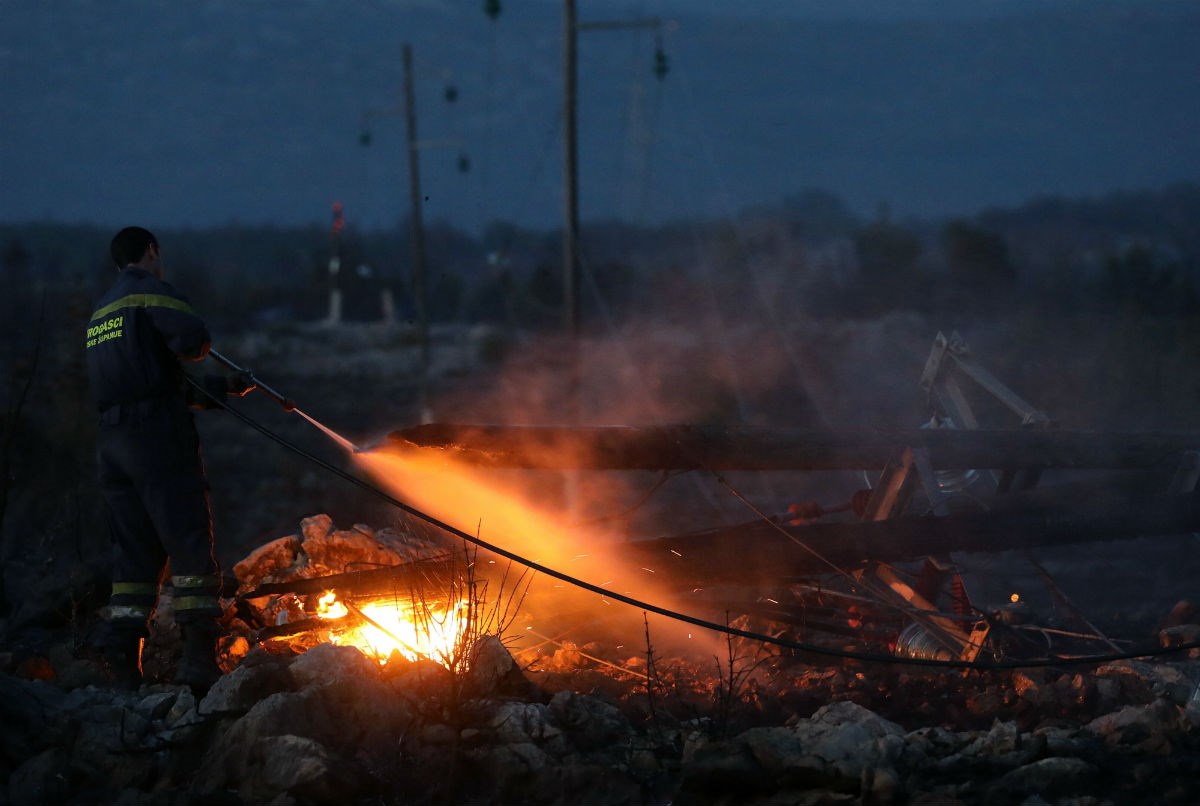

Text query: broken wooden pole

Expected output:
[240,556,454,600]
[381,423,1200,472]
[617,486,1200,585]
[255,615,358,642]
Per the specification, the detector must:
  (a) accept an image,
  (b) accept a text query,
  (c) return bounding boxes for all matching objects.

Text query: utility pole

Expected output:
[327,201,344,325]
[562,6,665,340]
[561,3,665,515]
[403,42,431,422]
[562,0,581,340]
[360,44,463,423]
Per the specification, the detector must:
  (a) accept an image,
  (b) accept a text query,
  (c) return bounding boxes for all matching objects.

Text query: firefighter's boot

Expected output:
[96,626,144,690]
[174,620,223,695]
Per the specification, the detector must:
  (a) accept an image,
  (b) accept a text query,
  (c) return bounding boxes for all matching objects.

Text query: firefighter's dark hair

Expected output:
[110,227,158,269]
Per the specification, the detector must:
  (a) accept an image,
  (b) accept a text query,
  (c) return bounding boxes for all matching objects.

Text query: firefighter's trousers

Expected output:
[96,398,222,633]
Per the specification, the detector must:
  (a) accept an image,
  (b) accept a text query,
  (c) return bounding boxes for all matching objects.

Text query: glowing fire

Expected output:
[316,590,470,666]
[352,443,722,657]
[355,449,679,602]
[316,591,347,618]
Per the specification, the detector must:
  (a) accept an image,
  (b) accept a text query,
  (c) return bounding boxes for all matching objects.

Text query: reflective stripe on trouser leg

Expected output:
[170,574,223,621]
[107,580,158,629]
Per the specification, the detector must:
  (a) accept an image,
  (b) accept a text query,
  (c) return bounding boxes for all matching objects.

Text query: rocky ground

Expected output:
[5,637,1200,806]
[3,513,1199,806]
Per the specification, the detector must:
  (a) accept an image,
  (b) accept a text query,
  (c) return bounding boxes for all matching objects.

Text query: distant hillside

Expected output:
[1,1,1198,234]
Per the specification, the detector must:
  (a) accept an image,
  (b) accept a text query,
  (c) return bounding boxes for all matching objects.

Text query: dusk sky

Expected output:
[2,0,1196,234]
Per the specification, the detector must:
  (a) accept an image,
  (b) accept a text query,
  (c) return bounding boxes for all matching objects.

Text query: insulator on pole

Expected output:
[484,0,501,20]
[653,38,669,80]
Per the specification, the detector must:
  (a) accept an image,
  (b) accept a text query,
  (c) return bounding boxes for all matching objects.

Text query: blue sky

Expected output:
[1,0,1196,233]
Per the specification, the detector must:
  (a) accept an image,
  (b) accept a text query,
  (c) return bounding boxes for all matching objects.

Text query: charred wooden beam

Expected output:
[619,487,1200,585]
[255,615,358,641]
[381,423,1199,471]
[240,556,454,600]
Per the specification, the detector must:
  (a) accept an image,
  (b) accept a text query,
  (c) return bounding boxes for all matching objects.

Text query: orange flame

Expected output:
[353,445,718,656]
[316,590,348,619]
[316,590,469,666]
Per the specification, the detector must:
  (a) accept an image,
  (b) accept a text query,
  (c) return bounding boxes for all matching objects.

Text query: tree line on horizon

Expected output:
[2,183,1198,342]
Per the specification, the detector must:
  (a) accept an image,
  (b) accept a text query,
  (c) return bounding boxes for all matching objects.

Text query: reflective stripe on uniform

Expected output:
[170,574,221,591]
[109,580,158,616]
[90,293,196,323]
[111,581,159,596]
[109,604,153,621]
[173,595,221,614]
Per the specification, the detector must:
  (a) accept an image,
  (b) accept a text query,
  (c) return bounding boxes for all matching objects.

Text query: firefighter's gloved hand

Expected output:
[187,374,229,409]
[226,371,257,397]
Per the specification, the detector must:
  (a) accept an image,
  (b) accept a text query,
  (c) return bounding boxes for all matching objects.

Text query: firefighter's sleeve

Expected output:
[144,282,212,360]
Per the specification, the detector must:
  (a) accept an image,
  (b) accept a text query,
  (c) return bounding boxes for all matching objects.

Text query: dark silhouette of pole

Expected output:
[562,8,663,340]
[562,0,580,339]
[403,42,431,419]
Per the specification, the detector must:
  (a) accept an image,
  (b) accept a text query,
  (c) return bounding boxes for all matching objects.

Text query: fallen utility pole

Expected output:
[240,555,453,601]
[383,423,1199,472]
[617,485,1200,586]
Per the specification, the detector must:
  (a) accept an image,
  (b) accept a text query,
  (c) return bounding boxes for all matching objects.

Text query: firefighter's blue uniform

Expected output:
[85,267,223,639]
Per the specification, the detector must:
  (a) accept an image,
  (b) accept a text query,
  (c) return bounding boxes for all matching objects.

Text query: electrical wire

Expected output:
[566,467,684,528]
[192,376,1200,670]
[707,468,986,658]
[669,51,829,429]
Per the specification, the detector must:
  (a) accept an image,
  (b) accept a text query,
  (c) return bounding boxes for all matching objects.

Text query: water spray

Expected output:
[207,348,362,453]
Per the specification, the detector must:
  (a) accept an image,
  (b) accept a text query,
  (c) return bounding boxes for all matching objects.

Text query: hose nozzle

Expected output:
[207,348,295,411]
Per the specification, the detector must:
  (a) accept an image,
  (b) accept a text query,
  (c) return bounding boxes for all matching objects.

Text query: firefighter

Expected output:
[85,226,254,693]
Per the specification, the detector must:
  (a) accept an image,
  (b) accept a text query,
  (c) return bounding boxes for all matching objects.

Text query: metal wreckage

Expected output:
[229,333,1200,668]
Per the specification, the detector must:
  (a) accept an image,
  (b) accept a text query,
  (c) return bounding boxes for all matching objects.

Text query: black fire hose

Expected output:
[208,348,296,411]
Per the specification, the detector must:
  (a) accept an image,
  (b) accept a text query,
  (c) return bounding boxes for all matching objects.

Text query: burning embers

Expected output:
[313,590,470,666]
[315,590,345,618]
[227,513,541,676]
[229,514,475,668]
